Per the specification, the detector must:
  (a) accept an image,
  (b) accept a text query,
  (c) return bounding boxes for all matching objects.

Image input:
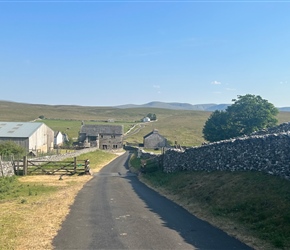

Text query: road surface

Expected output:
[53,151,253,250]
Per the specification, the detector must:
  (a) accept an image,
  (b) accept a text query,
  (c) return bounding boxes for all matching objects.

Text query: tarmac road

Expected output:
[53,151,253,250]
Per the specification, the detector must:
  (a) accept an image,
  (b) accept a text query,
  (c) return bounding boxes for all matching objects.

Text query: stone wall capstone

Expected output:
[162,122,290,180]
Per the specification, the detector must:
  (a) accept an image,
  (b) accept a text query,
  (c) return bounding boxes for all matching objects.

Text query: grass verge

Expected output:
[0,149,121,250]
[130,153,290,250]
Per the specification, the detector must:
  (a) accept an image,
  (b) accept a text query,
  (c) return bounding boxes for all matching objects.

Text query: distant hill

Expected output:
[1,100,289,114]
[278,107,290,112]
[117,101,290,112]
[116,101,230,111]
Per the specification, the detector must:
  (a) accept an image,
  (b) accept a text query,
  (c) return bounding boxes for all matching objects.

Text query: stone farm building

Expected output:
[78,124,124,150]
[143,129,167,149]
[0,122,54,155]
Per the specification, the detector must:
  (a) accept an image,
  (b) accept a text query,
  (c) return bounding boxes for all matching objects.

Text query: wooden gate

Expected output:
[14,156,86,176]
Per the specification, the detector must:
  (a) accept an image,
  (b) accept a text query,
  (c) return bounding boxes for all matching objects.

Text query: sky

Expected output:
[0,0,290,108]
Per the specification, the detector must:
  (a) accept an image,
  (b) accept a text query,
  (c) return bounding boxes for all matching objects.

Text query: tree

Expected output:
[147,113,157,120]
[202,94,279,142]
[227,94,279,135]
[203,110,236,142]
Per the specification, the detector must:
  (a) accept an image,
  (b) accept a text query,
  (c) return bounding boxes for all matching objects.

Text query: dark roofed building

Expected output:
[78,124,123,150]
[143,129,167,149]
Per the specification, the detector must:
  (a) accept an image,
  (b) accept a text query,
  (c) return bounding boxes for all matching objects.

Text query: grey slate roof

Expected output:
[80,125,123,136]
[54,131,61,137]
[0,122,43,138]
[144,129,163,139]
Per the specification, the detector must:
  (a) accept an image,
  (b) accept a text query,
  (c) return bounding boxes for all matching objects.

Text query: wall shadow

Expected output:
[122,152,253,250]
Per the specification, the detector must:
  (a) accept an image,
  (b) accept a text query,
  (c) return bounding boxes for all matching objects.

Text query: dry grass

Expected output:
[0,175,91,250]
[138,176,277,250]
[138,169,288,250]
[0,154,121,250]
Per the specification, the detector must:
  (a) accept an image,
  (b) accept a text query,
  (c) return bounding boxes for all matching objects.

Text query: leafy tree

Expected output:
[0,141,26,156]
[203,94,279,142]
[227,94,278,135]
[147,113,157,120]
[203,110,236,142]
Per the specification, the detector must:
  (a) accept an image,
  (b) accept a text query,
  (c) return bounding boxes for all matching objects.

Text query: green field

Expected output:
[1,100,290,147]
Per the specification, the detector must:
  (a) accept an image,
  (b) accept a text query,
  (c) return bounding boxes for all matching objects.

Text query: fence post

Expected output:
[0,156,4,177]
[17,159,20,175]
[74,157,77,174]
[23,156,28,176]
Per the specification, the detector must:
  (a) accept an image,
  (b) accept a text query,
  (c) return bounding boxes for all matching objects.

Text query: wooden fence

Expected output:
[14,156,86,176]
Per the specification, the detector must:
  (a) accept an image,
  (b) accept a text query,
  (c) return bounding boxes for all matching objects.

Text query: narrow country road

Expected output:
[53,151,253,250]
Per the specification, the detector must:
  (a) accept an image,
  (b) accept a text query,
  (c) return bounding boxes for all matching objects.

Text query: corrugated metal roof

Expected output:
[0,122,43,138]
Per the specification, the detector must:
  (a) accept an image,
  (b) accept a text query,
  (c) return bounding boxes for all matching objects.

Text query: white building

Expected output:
[142,117,151,122]
[0,122,54,155]
[54,131,64,148]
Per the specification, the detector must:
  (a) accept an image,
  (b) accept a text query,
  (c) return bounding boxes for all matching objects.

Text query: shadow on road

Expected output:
[122,153,253,250]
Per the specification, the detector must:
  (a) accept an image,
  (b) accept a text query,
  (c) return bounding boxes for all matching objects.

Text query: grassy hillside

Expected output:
[0,101,213,146]
[0,100,190,122]
[1,100,290,147]
[124,110,211,146]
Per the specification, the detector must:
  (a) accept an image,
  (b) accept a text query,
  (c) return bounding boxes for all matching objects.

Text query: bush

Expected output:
[0,141,26,156]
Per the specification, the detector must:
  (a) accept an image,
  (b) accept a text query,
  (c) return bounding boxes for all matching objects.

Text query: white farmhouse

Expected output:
[142,117,151,122]
[54,131,64,148]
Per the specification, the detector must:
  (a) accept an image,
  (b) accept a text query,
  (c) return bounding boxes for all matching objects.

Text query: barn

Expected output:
[0,122,54,155]
[143,129,167,149]
[78,124,123,150]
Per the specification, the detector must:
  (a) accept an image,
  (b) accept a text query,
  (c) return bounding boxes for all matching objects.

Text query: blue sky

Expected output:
[0,1,290,107]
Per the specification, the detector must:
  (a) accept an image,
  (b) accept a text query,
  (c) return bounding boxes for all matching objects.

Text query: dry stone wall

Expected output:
[162,122,290,180]
[0,161,14,177]
[32,147,99,162]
